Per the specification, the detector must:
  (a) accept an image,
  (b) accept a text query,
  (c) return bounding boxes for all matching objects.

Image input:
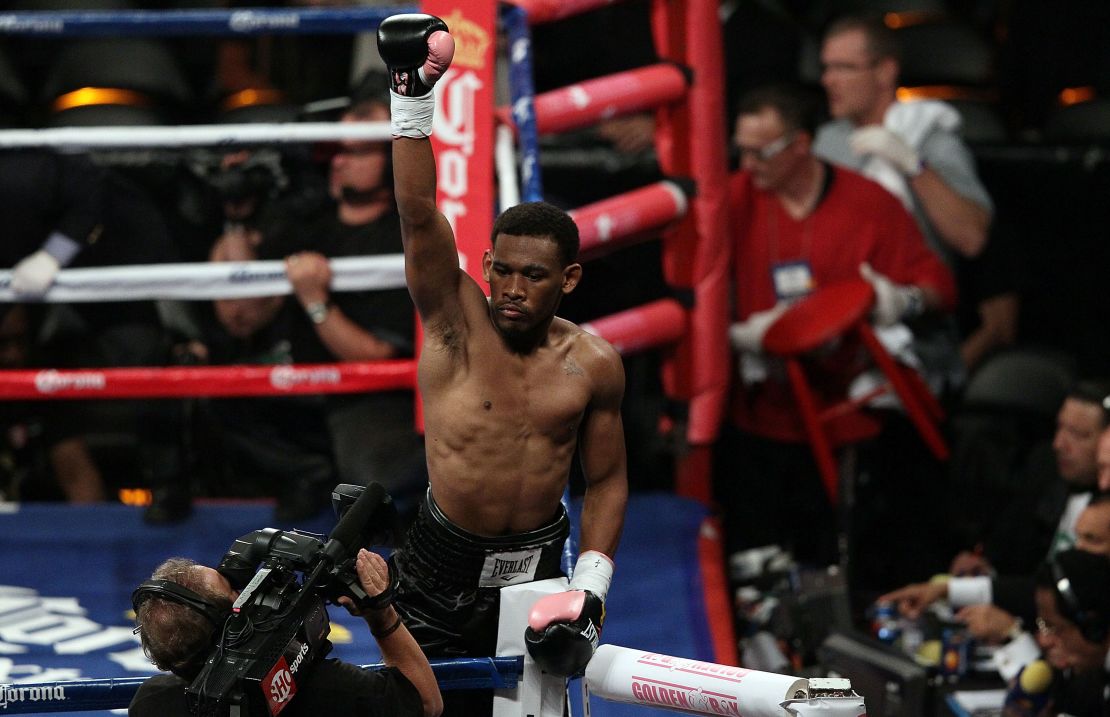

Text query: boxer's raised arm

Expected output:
[379,14,461,325]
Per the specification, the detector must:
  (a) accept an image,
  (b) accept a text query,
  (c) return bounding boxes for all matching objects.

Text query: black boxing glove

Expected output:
[377,14,454,140]
[376,14,453,97]
[525,589,605,677]
[524,550,614,677]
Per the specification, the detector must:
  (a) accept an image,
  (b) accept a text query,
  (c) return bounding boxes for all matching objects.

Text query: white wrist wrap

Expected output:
[390,90,434,139]
[569,550,614,601]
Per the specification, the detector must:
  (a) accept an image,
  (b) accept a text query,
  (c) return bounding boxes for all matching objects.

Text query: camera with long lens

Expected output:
[186,148,290,228]
[186,482,397,717]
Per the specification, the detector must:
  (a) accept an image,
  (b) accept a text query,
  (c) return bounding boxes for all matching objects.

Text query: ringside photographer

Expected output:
[128,484,442,717]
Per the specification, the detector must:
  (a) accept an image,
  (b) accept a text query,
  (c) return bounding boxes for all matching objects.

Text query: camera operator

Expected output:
[130,549,442,717]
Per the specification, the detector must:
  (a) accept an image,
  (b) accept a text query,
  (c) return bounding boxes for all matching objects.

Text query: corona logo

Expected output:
[442,9,490,70]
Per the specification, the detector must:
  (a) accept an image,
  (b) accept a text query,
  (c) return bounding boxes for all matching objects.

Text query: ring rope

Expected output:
[0,6,413,37]
[0,298,682,400]
[0,256,405,303]
[0,121,392,149]
[0,361,416,400]
[0,656,523,714]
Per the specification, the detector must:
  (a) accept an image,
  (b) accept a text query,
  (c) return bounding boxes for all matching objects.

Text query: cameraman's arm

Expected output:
[348,549,442,717]
[368,604,441,717]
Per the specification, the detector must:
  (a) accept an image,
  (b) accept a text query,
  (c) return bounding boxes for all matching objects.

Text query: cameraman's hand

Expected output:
[285,251,332,308]
[337,549,391,618]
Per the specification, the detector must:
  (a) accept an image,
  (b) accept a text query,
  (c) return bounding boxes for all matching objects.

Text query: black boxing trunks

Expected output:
[391,488,570,658]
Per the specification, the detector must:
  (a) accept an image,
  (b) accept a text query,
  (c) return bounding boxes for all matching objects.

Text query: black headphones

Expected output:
[131,579,230,632]
[1050,558,1109,643]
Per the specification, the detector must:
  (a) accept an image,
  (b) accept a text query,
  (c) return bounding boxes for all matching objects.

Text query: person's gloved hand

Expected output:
[859,263,924,327]
[849,126,922,176]
[10,250,61,297]
[728,302,789,353]
[525,551,613,677]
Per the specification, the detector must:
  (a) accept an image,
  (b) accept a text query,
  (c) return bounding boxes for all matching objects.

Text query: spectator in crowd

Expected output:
[813,15,1006,379]
[879,386,1110,627]
[1099,421,1110,494]
[0,150,181,510]
[716,83,956,567]
[274,74,424,508]
[147,229,339,523]
[950,384,1110,579]
[0,305,104,503]
[1028,549,1110,715]
[955,494,1110,647]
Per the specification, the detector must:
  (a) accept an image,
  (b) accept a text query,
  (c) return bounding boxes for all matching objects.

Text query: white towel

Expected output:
[859,100,962,209]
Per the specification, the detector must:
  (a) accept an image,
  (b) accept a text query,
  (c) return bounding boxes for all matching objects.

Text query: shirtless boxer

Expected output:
[376,13,629,709]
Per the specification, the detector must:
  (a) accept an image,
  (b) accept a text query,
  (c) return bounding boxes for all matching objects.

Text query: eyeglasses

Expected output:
[1036,617,1061,637]
[737,133,797,162]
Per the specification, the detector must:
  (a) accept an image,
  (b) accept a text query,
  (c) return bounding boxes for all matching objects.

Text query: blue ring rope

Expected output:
[0,656,524,714]
[0,5,415,37]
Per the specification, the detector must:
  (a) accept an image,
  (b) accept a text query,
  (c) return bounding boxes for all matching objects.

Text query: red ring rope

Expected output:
[0,361,416,400]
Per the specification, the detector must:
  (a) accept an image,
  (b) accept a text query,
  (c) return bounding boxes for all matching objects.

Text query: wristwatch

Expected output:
[305,300,331,325]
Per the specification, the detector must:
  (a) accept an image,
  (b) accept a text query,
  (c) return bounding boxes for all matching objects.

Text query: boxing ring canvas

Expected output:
[0,492,726,716]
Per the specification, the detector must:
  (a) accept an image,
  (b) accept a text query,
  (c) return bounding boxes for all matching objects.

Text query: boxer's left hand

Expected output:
[525,589,605,677]
[525,550,613,676]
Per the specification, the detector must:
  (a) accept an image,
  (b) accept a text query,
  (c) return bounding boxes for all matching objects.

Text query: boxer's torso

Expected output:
[419,308,601,536]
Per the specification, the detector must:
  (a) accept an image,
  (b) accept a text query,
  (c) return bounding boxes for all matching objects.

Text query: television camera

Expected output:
[137,482,398,717]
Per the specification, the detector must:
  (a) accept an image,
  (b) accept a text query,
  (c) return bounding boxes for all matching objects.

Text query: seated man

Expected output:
[1027,549,1110,715]
[880,391,1109,627]
[955,495,1110,654]
[130,549,441,717]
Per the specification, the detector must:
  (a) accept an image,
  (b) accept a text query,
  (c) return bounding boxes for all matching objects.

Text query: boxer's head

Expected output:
[484,202,582,342]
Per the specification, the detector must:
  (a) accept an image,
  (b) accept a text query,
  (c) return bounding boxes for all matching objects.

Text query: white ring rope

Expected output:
[0,121,392,149]
[0,255,405,303]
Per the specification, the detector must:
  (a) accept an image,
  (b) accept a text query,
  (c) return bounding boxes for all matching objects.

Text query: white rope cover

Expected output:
[0,255,405,302]
[0,122,391,149]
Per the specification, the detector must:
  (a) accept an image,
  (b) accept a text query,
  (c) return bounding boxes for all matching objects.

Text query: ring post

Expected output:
[494,578,570,717]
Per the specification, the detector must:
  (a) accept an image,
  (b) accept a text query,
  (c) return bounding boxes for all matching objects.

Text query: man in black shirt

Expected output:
[280,76,423,511]
[129,549,441,717]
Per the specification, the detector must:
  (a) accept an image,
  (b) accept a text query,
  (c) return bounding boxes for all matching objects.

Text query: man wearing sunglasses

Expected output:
[717,83,955,567]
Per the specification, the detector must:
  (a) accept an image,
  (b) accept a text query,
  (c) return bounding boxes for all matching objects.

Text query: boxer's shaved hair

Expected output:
[491,201,580,267]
